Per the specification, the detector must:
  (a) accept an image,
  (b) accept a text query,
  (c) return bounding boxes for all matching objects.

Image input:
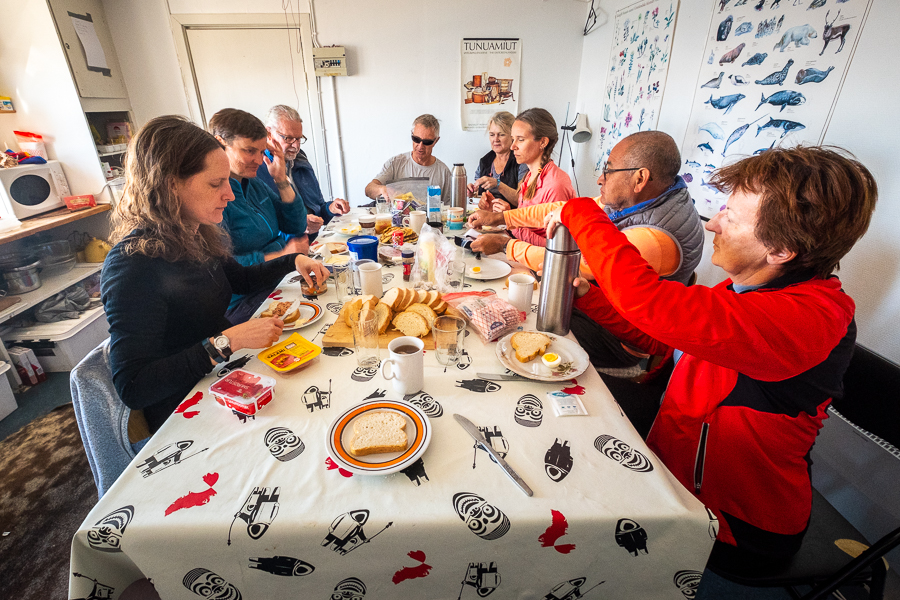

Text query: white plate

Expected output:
[310,241,349,257]
[464,257,512,280]
[326,400,432,475]
[495,331,590,381]
[283,301,324,331]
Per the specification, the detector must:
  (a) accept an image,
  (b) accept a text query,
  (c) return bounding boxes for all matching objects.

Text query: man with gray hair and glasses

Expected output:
[256,105,350,242]
[365,114,453,203]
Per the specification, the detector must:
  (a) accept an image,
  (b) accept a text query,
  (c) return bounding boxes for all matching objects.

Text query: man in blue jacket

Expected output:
[256,105,349,243]
[209,108,309,324]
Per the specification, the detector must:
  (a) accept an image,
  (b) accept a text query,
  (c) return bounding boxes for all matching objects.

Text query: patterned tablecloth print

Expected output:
[70,260,715,600]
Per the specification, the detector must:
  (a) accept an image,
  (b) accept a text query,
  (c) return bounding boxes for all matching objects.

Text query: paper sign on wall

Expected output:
[680,0,872,219]
[461,38,521,132]
[69,12,110,77]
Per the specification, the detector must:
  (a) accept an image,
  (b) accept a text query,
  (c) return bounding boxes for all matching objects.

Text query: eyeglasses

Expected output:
[601,165,650,179]
[411,135,437,146]
[275,131,307,146]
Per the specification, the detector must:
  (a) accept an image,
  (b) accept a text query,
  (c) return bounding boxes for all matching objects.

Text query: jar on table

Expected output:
[401,246,415,282]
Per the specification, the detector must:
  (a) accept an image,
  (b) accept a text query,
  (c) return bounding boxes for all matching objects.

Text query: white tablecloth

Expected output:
[70,260,714,600]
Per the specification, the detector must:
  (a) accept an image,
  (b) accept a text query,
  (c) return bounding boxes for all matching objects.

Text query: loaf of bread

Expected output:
[349,411,409,457]
[510,331,553,363]
[392,311,430,337]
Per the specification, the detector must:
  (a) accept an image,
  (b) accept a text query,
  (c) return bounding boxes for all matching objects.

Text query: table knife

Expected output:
[453,414,533,497]
[476,372,532,382]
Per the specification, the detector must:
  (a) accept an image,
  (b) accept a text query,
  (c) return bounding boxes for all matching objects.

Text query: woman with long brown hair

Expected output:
[102,115,328,436]
[472,108,574,254]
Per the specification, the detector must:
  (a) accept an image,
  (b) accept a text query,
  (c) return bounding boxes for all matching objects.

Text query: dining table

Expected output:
[69,247,715,600]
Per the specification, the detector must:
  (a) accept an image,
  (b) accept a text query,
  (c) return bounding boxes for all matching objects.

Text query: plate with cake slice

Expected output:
[326,400,432,475]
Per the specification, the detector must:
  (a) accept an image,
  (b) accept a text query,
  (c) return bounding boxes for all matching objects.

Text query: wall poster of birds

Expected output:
[680,0,873,219]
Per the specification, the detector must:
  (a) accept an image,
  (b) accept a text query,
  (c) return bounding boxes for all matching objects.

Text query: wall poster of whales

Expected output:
[680,0,873,219]
[593,0,679,176]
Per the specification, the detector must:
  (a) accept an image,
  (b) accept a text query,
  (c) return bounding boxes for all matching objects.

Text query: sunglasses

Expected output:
[411,135,437,146]
[275,131,307,146]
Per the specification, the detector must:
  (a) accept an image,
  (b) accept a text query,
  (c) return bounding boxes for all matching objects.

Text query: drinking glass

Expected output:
[349,310,380,368]
[433,315,466,366]
[444,260,466,293]
[332,263,352,303]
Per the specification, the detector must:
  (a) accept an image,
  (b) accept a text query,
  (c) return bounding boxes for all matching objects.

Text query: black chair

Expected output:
[708,343,900,599]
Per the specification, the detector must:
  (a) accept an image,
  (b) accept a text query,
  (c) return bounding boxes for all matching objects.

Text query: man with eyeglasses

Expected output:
[365,114,452,204]
[468,131,703,374]
[257,105,350,242]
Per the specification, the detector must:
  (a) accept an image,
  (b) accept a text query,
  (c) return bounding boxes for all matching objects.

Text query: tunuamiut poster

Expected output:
[681,0,873,220]
[594,0,679,175]
[461,38,521,132]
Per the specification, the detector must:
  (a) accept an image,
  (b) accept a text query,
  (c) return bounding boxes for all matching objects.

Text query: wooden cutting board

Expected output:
[322,319,435,349]
[0,296,22,313]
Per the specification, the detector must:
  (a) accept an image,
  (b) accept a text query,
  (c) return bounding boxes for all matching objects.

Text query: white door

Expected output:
[171,15,331,198]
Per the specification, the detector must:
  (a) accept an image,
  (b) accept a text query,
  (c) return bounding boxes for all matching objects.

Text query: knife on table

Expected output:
[453,413,533,497]
[476,372,545,382]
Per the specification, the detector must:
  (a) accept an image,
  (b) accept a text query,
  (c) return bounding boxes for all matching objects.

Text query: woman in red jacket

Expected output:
[546,146,877,592]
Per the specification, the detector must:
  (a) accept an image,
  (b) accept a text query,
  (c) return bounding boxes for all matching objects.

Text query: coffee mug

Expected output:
[402,210,426,233]
[507,273,536,313]
[358,262,383,297]
[381,336,424,395]
[448,207,464,230]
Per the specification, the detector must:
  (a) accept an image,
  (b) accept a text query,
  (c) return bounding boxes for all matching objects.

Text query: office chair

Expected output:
[708,343,900,599]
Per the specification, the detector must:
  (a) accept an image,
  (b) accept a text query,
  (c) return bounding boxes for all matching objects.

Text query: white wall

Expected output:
[102,0,588,205]
[0,0,106,197]
[574,0,900,362]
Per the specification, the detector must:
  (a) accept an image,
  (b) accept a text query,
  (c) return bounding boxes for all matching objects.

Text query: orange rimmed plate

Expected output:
[326,400,432,475]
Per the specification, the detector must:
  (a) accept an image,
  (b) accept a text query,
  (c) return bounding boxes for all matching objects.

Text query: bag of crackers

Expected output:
[442,291,523,343]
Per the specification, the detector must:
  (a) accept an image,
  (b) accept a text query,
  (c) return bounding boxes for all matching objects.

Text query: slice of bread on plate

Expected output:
[510,331,553,363]
[392,311,429,337]
[374,302,393,334]
[405,303,437,331]
[349,411,408,456]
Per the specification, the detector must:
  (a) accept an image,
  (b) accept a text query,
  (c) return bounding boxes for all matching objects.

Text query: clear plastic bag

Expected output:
[411,223,458,292]
[442,291,524,343]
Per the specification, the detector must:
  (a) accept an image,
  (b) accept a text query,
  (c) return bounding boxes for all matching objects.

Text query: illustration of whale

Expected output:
[742,52,768,66]
[755,59,794,85]
[718,16,733,41]
[702,72,725,89]
[754,140,777,155]
[698,142,714,153]
[729,74,750,85]
[719,43,746,65]
[722,117,765,156]
[736,22,753,36]
[795,66,834,84]
[756,90,806,111]
[705,93,746,115]
[756,118,806,138]
[699,122,725,139]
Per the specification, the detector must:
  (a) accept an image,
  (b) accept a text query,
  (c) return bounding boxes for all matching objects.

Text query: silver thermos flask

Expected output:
[451,163,467,209]
[536,224,581,335]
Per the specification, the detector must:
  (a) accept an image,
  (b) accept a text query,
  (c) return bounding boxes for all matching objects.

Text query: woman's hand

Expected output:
[466,182,478,197]
[491,198,511,213]
[474,175,500,193]
[264,141,288,183]
[478,191,495,211]
[294,255,330,288]
[223,318,284,352]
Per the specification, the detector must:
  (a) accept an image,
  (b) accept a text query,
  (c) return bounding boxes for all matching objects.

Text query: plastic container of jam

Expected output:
[209,369,276,415]
[258,332,323,375]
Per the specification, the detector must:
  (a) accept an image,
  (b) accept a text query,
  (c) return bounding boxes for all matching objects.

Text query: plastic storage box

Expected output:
[209,369,276,415]
[0,362,18,420]
[6,306,109,372]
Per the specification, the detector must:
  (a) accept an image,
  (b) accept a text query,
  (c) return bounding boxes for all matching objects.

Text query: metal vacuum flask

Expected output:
[451,163,467,209]
[536,224,580,335]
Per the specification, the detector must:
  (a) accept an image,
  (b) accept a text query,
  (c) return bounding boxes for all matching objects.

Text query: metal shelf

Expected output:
[0,263,103,325]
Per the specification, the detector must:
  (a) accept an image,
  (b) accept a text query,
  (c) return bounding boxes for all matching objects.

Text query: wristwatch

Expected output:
[203,333,232,363]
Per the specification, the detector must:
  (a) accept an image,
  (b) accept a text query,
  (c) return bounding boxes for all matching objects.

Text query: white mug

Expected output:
[403,210,427,233]
[358,262,383,297]
[507,273,536,313]
[381,336,425,395]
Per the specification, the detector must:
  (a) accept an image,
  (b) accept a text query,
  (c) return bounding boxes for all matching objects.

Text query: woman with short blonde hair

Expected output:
[468,111,527,209]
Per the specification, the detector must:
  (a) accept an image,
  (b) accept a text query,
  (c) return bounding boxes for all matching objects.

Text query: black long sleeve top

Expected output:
[101,232,298,434]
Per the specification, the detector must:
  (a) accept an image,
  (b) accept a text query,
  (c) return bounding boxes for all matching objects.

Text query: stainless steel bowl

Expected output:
[2,258,42,294]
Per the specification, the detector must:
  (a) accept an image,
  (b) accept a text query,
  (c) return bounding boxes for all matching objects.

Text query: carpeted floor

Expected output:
[0,403,98,600]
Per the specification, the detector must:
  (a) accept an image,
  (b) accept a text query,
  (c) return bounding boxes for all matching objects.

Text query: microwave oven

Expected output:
[0,160,70,219]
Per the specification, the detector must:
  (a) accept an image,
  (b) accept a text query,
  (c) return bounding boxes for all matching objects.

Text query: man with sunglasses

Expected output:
[365,114,452,204]
[257,105,350,243]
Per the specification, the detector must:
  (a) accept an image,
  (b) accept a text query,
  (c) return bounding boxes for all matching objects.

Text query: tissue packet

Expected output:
[547,391,588,417]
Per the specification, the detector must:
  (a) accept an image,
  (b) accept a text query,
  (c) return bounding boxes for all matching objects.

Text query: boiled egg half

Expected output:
[541,352,561,369]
